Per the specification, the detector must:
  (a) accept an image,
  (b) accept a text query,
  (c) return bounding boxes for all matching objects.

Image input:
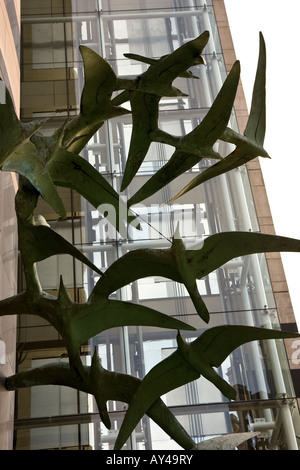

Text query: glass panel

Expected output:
[101,0,213,13]
[15,398,295,450]
[21,0,98,16]
[16,0,298,451]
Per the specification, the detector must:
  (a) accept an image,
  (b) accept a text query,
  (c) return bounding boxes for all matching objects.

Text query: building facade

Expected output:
[0,0,299,450]
[0,0,20,451]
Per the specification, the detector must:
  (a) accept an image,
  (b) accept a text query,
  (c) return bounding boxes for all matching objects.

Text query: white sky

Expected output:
[224,0,300,329]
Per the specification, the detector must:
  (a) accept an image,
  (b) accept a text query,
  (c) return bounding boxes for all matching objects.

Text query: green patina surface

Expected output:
[1,32,299,450]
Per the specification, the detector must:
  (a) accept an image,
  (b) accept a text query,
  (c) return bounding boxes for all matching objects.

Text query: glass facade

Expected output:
[14,0,300,450]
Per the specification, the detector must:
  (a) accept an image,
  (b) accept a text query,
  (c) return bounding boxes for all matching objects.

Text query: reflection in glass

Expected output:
[14,0,298,451]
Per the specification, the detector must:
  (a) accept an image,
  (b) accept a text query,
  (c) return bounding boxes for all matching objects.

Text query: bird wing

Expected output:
[143,32,209,84]
[168,34,267,203]
[62,46,129,152]
[89,236,209,322]
[3,141,65,218]
[47,149,137,236]
[244,33,266,145]
[0,82,65,217]
[115,324,300,449]
[70,297,196,352]
[114,348,198,449]
[121,91,160,190]
[19,222,103,276]
[79,45,117,114]
[6,358,196,449]
[128,61,240,206]
[124,52,202,79]
[187,231,300,280]
[0,80,46,164]
[186,61,240,147]
[191,325,300,368]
